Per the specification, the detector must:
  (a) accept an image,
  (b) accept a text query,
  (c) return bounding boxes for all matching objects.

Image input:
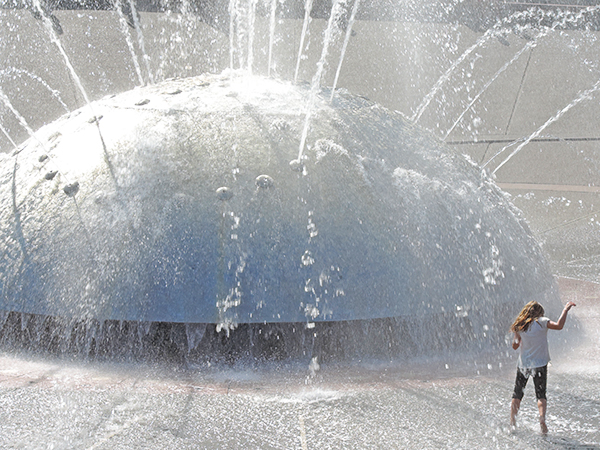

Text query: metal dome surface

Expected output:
[0,73,559,324]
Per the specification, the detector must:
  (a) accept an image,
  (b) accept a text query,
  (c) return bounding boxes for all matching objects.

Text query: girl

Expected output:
[509,300,576,433]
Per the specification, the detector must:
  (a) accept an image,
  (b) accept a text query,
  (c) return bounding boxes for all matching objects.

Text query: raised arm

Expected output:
[548,301,576,330]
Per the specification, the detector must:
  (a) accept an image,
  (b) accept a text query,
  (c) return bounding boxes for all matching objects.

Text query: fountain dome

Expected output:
[0,72,559,338]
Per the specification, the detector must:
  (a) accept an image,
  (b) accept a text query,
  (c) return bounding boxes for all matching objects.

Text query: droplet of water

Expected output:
[309,356,320,376]
[301,250,315,266]
[304,304,319,319]
[185,323,206,352]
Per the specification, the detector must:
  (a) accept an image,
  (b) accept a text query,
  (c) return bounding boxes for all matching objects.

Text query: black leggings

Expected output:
[512,365,547,400]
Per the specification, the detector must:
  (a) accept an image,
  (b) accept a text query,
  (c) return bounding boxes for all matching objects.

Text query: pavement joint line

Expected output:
[299,414,308,450]
[504,46,532,136]
[497,183,600,193]
[539,212,597,234]
[505,2,593,8]
[448,137,600,145]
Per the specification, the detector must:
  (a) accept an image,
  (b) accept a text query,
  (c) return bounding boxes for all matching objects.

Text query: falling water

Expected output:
[228,0,258,72]
[235,0,246,70]
[229,0,236,70]
[267,0,278,77]
[126,0,154,84]
[297,0,345,161]
[180,0,192,15]
[1,87,60,266]
[0,123,17,149]
[294,0,314,83]
[0,68,69,112]
[185,323,206,352]
[32,0,92,106]
[411,8,539,125]
[29,0,122,186]
[246,0,258,73]
[0,88,46,150]
[113,0,146,86]
[411,30,499,124]
[0,3,598,447]
[444,5,600,140]
[329,0,360,102]
[443,40,535,141]
[0,0,592,340]
[11,154,27,262]
[490,77,600,174]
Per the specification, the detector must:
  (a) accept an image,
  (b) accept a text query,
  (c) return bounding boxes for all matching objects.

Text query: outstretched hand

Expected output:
[548,301,576,330]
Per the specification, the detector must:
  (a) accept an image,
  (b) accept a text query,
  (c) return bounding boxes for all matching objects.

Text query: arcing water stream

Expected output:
[0,1,599,447]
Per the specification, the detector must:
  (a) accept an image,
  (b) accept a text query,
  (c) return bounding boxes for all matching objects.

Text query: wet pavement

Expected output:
[0,278,597,450]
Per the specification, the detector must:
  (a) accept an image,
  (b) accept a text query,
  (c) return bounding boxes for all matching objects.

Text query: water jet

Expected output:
[0,72,560,360]
[1,1,599,448]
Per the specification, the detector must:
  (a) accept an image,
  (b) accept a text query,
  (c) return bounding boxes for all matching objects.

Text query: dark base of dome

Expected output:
[0,305,518,365]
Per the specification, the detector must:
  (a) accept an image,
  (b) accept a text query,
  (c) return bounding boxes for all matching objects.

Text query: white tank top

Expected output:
[517,317,550,369]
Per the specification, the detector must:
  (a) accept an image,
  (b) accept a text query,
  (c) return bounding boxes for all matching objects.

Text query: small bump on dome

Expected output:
[255,175,274,188]
[289,159,304,172]
[48,132,61,143]
[63,182,79,196]
[271,119,289,131]
[88,115,103,124]
[216,187,233,201]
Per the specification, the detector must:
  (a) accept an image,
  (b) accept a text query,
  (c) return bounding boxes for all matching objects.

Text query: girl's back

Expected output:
[518,317,550,369]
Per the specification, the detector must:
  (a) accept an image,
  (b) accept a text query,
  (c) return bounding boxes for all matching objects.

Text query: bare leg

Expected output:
[510,398,521,427]
[538,399,548,434]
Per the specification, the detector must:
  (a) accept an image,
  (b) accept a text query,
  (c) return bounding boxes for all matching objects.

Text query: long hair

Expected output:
[510,301,545,333]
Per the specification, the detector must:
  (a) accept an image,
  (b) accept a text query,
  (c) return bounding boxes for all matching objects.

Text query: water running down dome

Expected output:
[0,73,559,351]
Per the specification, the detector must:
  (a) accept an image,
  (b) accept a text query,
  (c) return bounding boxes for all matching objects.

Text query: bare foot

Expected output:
[540,418,548,434]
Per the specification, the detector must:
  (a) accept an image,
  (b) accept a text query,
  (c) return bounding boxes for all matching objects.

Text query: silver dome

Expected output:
[0,73,560,325]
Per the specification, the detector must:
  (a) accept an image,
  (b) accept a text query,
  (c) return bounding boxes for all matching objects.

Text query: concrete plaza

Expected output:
[0,6,599,449]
